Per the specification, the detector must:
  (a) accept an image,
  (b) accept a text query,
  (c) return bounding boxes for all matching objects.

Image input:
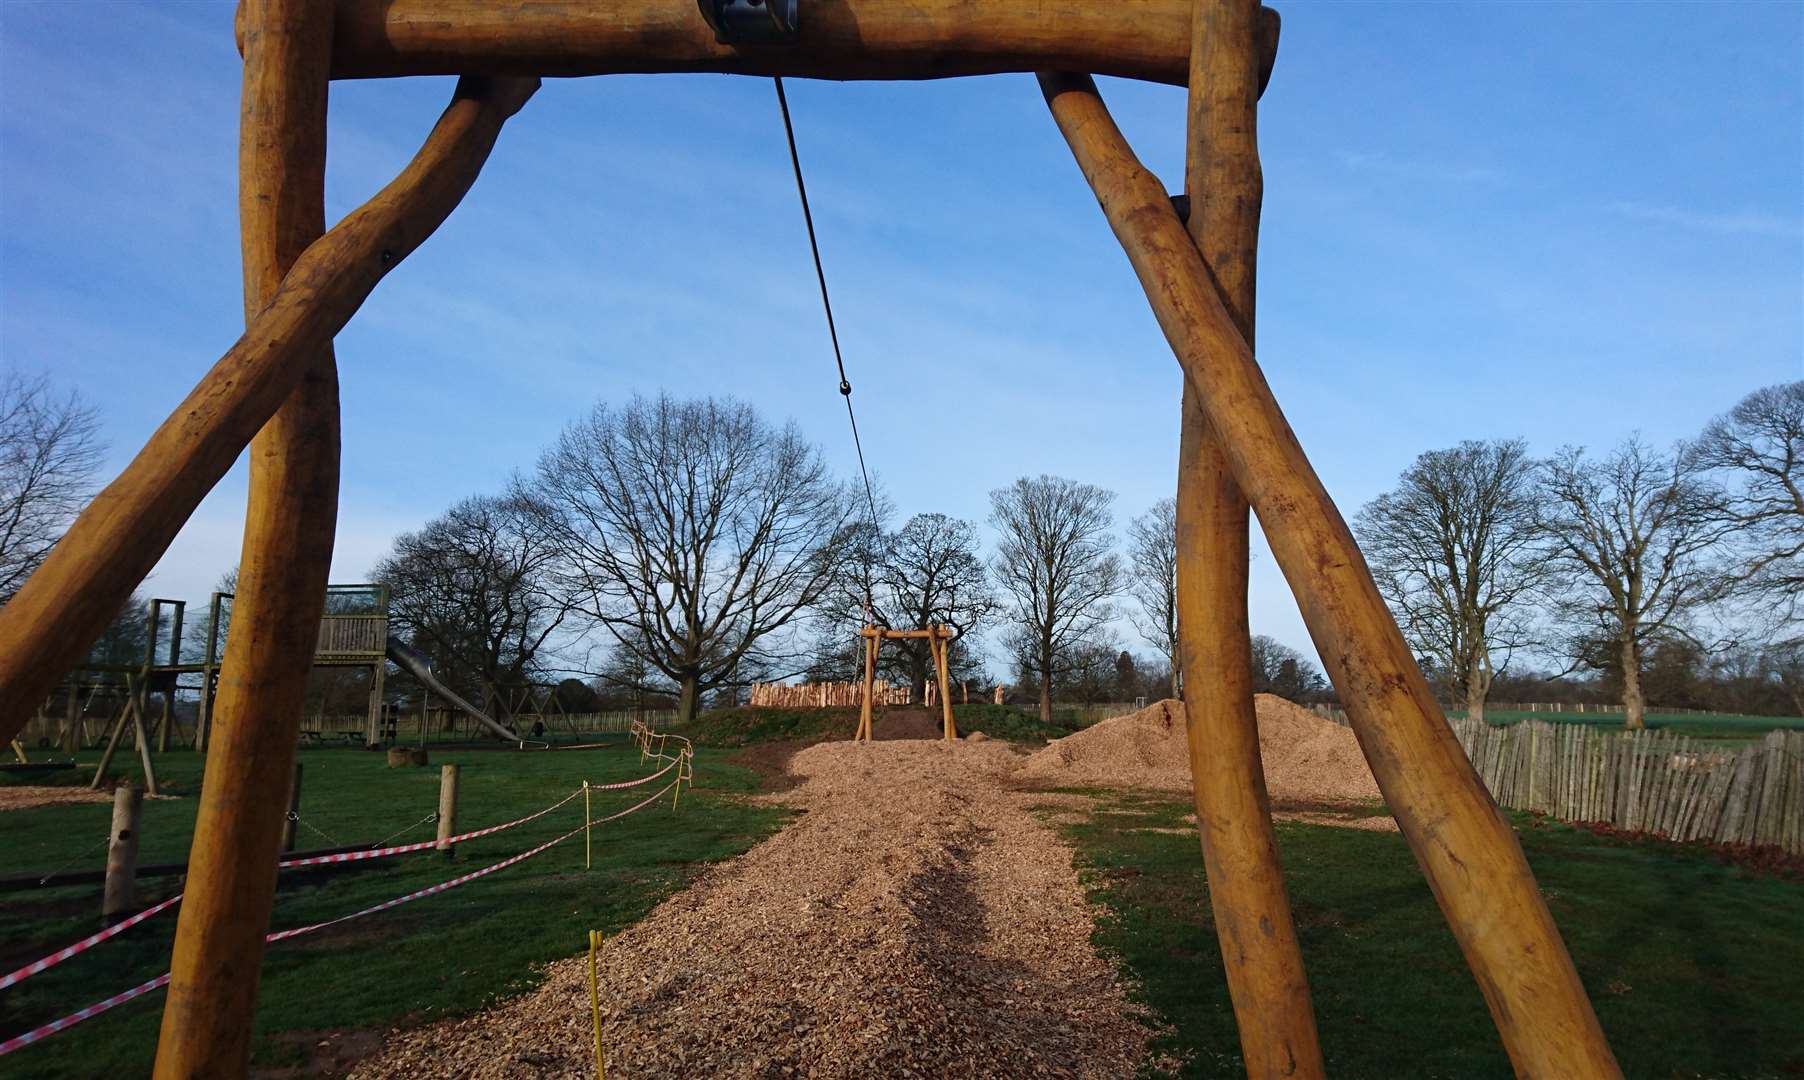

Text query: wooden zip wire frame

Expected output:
[855,624,958,743]
[0,3,1622,1077]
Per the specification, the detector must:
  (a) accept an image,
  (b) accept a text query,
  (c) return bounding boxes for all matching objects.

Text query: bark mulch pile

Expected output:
[1016,696,1383,806]
[349,740,1154,1079]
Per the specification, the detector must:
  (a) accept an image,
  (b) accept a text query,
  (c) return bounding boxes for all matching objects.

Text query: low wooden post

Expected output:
[1038,70,1620,1079]
[281,763,304,852]
[582,779,591,869]
[102,781,143,924]
[438,764,460,856]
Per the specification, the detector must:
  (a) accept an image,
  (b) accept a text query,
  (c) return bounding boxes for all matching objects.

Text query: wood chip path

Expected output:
[349,740,1153,1079]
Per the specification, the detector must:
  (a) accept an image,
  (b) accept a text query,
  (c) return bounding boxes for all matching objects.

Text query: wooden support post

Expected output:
[1038,71,1620,1079]
[102,780,143,924]
[367,659,387,747]
[62,684,80,753]
[154,14,537,1080]
[439,764,460,856]
[196,593,222,754]
[281,763,304,852]
[858,626,878,742]
[932,627,957,741]
[0,75,539,748]
[132,686,160,798]
[89,694,130,790]
[1174,6,1322,1078]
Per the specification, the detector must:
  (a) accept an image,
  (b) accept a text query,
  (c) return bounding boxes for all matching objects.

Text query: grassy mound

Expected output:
[677,707,858,747]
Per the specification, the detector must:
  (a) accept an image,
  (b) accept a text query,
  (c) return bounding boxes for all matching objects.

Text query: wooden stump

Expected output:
[387,747,428,768]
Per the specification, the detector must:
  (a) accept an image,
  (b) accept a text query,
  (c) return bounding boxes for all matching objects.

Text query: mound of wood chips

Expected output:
[1016,696,1381,806]
[349,740,1152,1079]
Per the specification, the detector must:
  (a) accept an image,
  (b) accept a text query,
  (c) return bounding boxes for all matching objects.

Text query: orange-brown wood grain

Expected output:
[1175,5,1324,1078]
[154,2,338,1072]
[1039,70,1621,1080]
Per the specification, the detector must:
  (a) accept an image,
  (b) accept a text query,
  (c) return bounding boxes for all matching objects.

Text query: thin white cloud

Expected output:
[1605,201,1804,240]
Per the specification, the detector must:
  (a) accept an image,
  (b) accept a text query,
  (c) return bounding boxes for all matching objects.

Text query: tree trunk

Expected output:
[1619,636,1645,730]
[1170,647,1181,700]
[676,675,700,726]
[1038,656,1053,725]
[1465,654,1489,726]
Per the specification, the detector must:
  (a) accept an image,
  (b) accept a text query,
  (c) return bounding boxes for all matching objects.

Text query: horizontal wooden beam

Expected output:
[289,0,1277,88]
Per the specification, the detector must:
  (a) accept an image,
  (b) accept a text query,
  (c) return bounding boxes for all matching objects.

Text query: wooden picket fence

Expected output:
[1450,719,1804,854]
[747,680,913,708]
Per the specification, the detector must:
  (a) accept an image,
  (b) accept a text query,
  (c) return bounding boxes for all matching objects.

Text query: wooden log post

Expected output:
[1038,71,1621,1080]
[0,74,539,748]
[1175,6,1322,1078]
[102,780,143,924]
[437,764,460,855]
[281,763,305,852]
[151,17,537,1080]
[156,3,338,1071]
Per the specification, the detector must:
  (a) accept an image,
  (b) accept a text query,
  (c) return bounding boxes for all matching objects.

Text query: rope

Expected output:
[773,76,881,623]
[285,812,340,848]
[36,832,110,887]
[374,810,439,850]
[1,775,683,1057]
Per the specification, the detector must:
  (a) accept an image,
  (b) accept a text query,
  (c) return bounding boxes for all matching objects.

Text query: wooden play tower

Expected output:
[0,2,1621,1076]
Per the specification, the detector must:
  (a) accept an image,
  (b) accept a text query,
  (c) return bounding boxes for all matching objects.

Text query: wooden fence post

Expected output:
[281,763,304,852]
[439,764,461,856]
[102,781,143,924]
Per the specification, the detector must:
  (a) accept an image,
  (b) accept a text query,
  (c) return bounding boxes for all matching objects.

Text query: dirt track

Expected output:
[349,740,1152,1079]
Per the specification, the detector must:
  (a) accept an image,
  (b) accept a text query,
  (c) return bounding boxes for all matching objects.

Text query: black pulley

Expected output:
[698,0,800,45]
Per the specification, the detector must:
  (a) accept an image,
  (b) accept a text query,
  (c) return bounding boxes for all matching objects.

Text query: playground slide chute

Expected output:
[384,638,520,743]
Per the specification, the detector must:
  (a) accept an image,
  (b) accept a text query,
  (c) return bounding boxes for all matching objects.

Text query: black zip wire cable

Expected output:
[773,76,881,622]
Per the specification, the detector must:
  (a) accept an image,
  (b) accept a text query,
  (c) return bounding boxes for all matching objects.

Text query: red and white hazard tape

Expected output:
[0,894,183,992]
[0,778,680,1058]
[1,758,675,993]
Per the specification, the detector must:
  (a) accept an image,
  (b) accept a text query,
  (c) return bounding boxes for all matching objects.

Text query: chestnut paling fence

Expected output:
[1446,719,1804,855]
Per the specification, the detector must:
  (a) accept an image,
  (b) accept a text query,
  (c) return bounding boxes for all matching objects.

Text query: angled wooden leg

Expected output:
[0,74,538,745]
[1175,5,1321,1078]
[1039,71,1620,1080]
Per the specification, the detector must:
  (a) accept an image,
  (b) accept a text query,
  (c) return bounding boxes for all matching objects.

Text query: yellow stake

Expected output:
[583,780,591,871]
[587,929,607,1079]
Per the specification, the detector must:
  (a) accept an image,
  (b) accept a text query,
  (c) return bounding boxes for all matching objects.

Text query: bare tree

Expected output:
[1693,381,1804,622]
[1354,440,1546,723]
[824,512,996,699]
[1124,498,1180,698]
[524,394,857,724]
[375,495,570,721]
[990,475,1123,724]
[1538,437,1732,730]
[0,371,103,603]
[1249,634,1327,701]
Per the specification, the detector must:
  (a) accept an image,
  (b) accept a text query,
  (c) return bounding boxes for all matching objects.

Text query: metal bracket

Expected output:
[698,0,799,45]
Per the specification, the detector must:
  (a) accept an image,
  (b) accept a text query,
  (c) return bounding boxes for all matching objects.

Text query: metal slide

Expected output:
[384,637,521,743]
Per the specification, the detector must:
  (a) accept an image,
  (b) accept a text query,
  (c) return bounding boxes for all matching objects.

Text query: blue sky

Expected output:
[2,2,1800,676]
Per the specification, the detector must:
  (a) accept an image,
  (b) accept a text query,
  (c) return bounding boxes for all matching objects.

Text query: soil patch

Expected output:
[1016,696,1382,806]
[350,740,1152,1078]
[0,784,175,812]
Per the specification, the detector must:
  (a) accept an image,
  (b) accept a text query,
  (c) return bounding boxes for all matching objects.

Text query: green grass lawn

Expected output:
[1056,790,1804,1079]
[1448,709,1804,744]
[0,739,788,1077]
